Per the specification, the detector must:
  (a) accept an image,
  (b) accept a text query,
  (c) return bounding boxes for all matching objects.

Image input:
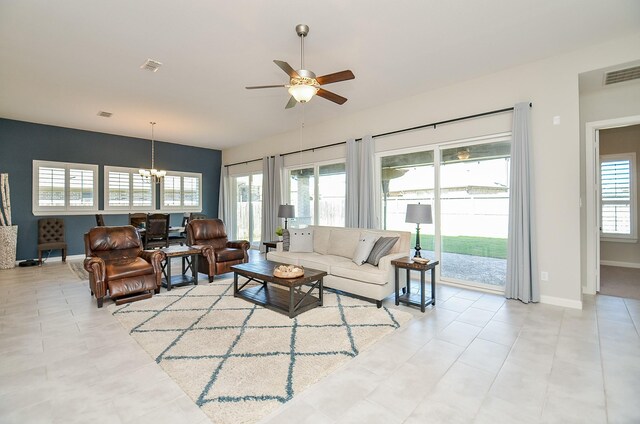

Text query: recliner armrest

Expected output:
[227,240,250,251]
[139,250,166,288]
[84,256,106,281]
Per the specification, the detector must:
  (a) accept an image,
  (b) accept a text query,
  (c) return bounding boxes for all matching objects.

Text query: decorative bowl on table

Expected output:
[273,264,304,278]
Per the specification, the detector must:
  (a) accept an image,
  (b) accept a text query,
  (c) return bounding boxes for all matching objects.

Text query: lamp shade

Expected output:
[278,204,295,219]
[405,204,433,224]
[288,85,318,103]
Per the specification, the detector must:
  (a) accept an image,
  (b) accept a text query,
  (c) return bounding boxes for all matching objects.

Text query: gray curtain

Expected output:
[345,138,359,227]
[260,155,282,252]
[358,135,376,229]
[505,102,539,303]
[218,166,235,239]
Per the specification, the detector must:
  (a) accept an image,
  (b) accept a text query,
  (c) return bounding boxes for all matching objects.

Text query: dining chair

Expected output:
[145,213,170,249]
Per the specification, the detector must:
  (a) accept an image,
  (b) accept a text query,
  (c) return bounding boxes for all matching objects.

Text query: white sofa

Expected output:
[266,225,411,307]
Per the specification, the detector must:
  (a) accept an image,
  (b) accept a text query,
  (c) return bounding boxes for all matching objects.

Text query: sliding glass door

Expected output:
[379,136,510,291]
[380,151,435,258]
[232,173,262,247]
[439,140,510,288]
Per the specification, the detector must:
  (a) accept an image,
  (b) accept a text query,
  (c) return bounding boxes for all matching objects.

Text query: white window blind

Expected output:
[132,174,153,207]
[105,166,155,210]
[163,176,182,207]
[38,166,65,207]
[108,171,130,207]
[33,160,98,214]
[160,171,202,211]
[183,176,200,207]
[601,154,636,240]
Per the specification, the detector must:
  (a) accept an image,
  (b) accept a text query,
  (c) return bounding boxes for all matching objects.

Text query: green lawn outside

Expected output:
[411,234,507,259]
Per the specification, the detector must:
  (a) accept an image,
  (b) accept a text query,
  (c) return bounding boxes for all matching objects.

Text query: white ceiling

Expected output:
[1,0,639,150]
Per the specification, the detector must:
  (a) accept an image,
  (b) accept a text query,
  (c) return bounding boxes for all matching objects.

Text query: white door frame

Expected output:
[585,115,640,295]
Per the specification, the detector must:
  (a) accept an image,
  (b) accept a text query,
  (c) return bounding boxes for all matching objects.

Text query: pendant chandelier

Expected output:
[138,121,166,181]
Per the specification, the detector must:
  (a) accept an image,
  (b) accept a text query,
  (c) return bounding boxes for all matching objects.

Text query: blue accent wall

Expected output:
[0,118,221,260]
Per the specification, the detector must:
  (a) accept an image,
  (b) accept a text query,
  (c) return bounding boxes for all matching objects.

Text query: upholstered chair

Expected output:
[186,219,250,282]
[37,218,67,264]
[83,226,165,308]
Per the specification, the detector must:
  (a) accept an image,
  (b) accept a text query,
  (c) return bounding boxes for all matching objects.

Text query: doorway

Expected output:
[585,117,640,295]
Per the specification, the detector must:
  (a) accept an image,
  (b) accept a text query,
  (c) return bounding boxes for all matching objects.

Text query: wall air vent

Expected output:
[604,66,640,85]
[97,111,113,118]
[140,58,162,72]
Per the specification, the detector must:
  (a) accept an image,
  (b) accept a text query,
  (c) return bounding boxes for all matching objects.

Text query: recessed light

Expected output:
[140,58,162,72]
[97,111,113,118]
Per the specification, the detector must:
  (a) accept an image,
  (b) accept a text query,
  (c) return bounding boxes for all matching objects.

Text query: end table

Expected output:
[392,257,439,312]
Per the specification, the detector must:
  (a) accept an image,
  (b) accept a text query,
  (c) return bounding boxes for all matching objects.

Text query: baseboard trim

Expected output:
[540,295,582,310]
[15,253,84,266]
[600,260,640,269]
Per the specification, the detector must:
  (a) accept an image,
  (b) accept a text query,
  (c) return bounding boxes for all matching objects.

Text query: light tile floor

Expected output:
[1,261,639,423]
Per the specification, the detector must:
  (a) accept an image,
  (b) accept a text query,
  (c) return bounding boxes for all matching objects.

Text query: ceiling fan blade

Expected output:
[316,88,348,105]
[274,60,299,78]
[285,96,297,109]
[316,70,355,85]
[245,84,286,90]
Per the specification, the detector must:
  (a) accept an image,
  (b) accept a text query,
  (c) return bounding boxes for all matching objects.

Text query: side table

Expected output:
[392,257,439,312]
[159,245,202,291]
[263,241,278,254]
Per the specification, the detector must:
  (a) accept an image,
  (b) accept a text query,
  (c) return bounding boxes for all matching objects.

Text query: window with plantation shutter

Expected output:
[33,160,98,214]
[160,171,202,211]
[600,153,637,240]
[104,166,155,210]
[183,176,199,207]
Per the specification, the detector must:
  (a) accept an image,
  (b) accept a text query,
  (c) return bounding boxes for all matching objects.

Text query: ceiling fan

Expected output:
[245,24,355,109]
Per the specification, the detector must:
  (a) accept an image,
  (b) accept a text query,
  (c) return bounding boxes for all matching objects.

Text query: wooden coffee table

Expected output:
[231,260,327,318]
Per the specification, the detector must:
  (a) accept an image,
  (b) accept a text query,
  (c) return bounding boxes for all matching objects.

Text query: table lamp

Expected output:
[278,204,295,229]
[405,203,433,258]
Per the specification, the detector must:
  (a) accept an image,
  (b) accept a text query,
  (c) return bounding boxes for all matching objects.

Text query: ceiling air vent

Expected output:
[140,58,162,72]
[604,66,640,85]
[97,111,113,118]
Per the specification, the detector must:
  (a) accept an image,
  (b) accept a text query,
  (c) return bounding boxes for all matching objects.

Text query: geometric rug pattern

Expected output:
[110,278,412,424]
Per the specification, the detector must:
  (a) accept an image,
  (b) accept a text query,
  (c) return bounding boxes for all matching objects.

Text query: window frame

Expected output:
[32,160,99,215]
[600,152,637,242]
[160,170,203,212]
[104,166,156,211]
[229,171,263,248]
[285,159,347,227]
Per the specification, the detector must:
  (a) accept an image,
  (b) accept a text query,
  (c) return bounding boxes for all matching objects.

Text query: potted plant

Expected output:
[275,226,284,241]
[0,173,17,269]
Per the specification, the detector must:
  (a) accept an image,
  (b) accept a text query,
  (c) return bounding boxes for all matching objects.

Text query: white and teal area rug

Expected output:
[110,278,412,424]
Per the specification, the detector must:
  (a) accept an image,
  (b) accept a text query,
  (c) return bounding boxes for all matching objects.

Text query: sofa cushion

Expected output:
[366,237,399,266]
[309,226,330,255]
[289,229,314,252]
[327,228,360,259]
[296,253,350,273]
[352,233,380,265]
[266,251,300,265]
[331,261,388,285]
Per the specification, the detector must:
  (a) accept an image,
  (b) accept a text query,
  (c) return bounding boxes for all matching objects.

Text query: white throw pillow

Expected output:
[352,233,380,265]
[289,229,314,253]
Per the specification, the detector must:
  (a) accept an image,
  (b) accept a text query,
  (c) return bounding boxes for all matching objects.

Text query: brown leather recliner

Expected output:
[83,226,165,308]
[186,219,250,282]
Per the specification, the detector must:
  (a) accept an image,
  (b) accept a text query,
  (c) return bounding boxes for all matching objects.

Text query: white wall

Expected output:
[224,32,640,307]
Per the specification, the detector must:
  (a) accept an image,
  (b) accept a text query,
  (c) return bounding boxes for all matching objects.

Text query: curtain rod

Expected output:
[224,103,531,167]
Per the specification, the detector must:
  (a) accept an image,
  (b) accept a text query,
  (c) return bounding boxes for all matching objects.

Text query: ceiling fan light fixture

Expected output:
[288,84,318,103]
[457,149,471,160]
